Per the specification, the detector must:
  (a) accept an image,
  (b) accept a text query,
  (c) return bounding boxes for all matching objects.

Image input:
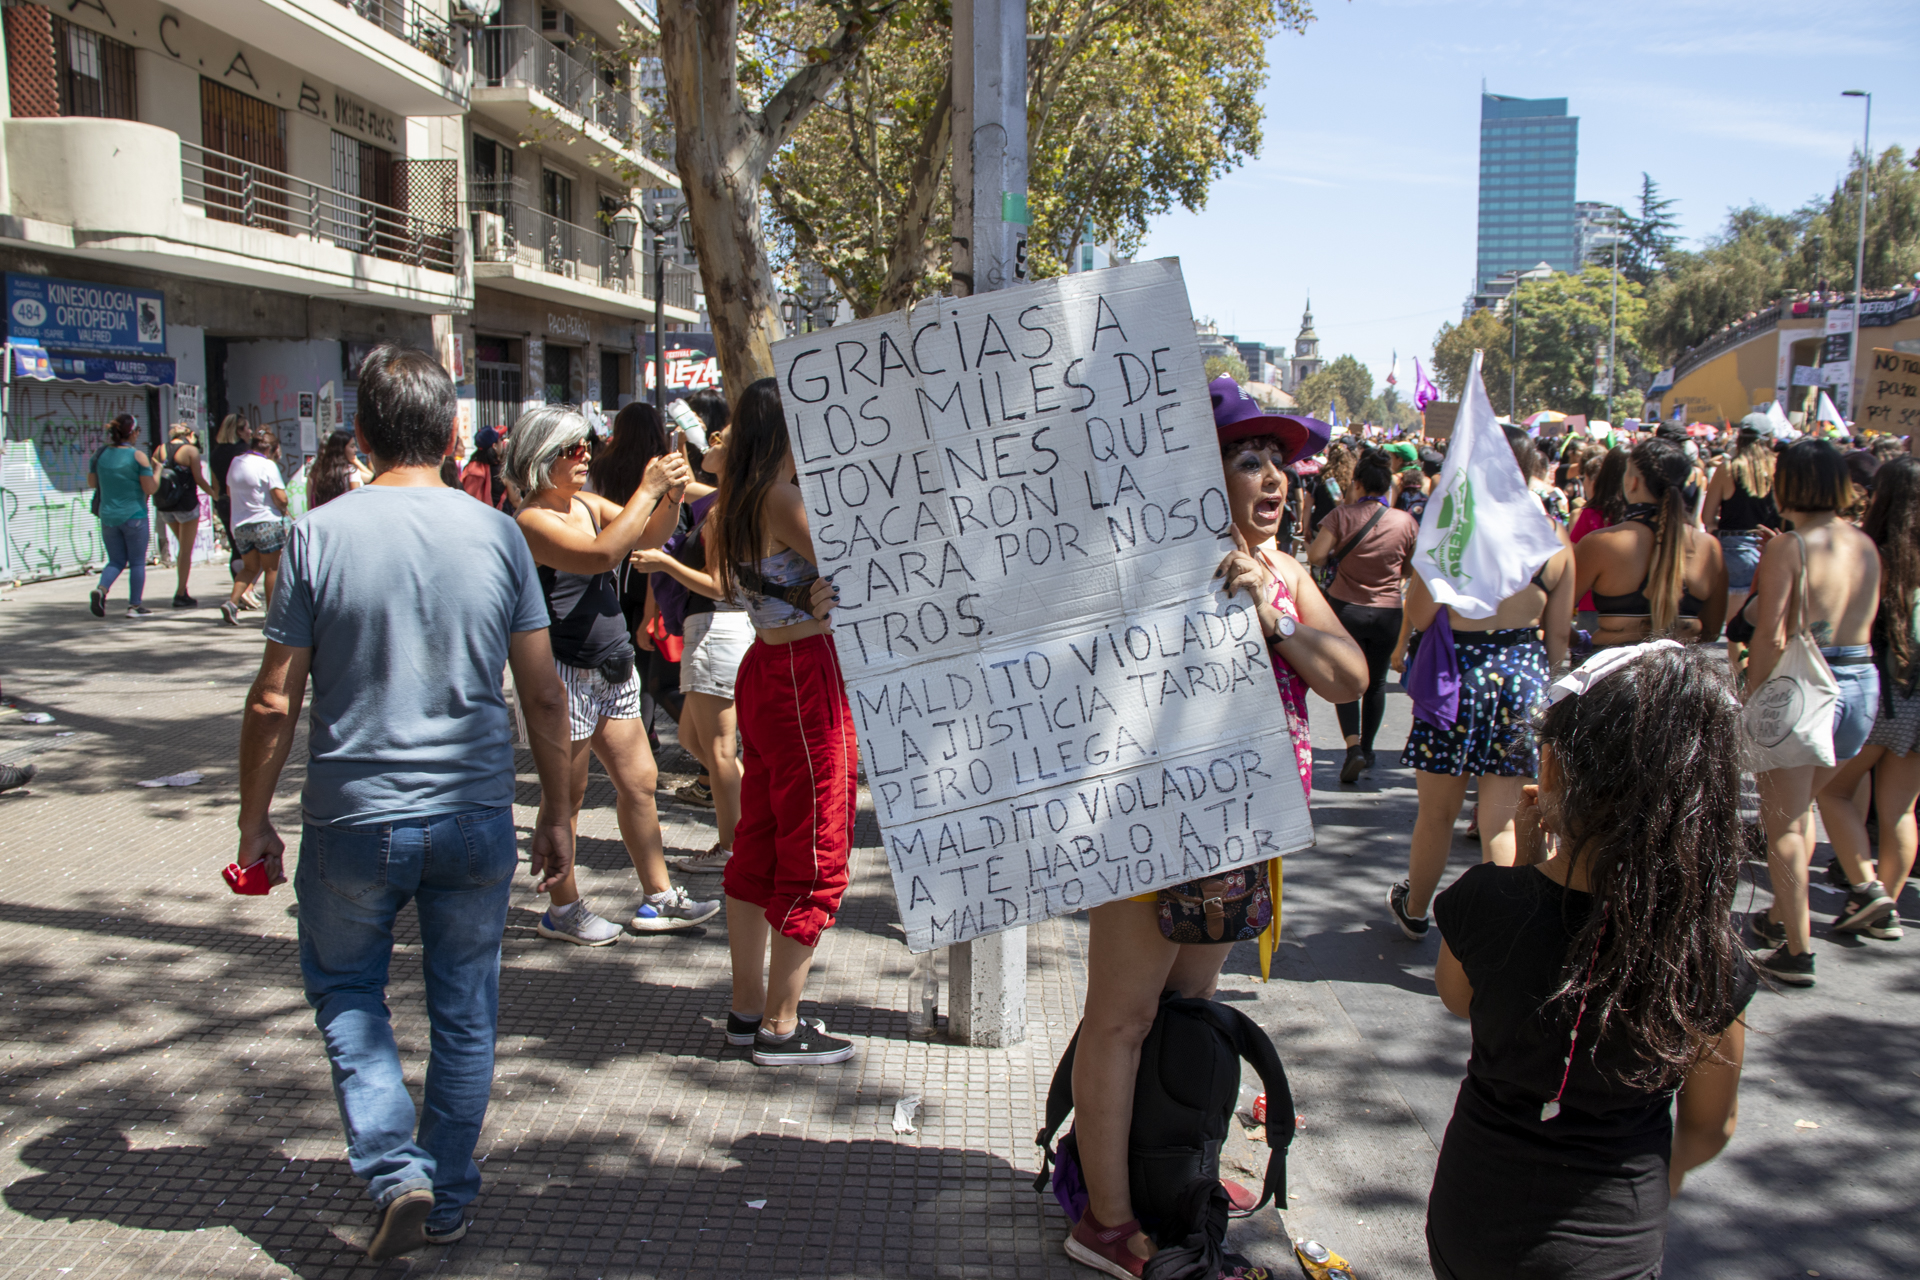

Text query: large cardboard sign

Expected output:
[769,259,1312,952]
[1863,348,1920,434]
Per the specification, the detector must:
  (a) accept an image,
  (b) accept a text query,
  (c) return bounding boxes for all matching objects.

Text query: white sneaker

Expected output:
[669,843,732,874]
[629,885,721,932]
[535,901,622,946]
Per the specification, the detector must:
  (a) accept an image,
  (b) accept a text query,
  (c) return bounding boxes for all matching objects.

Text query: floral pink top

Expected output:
[1260,550,1314,801]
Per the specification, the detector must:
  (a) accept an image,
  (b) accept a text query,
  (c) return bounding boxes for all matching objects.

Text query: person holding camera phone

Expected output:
[501,406,721,944]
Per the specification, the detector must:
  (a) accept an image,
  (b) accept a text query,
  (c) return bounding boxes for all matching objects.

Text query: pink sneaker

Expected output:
[1065,1212,1148,1279]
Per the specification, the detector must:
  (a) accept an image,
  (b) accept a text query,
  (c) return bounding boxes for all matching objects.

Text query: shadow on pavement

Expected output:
[5,1121,1063,1279]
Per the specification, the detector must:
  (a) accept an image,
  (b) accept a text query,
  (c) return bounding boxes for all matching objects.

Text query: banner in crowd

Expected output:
[769,258,1312,951]
[1862,348,1920,434]
[1412,351,1561,618]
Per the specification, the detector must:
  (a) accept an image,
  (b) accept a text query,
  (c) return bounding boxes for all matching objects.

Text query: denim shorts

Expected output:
[1718,530,1764,593]
[1825,646,1880,762]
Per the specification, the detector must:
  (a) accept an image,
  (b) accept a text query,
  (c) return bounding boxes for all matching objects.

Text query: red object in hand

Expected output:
[223,860,274,895]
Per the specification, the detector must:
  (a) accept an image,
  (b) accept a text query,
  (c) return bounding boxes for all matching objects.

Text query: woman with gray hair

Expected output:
[501,406,719,945]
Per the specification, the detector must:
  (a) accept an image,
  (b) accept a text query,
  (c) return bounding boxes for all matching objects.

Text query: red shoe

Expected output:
[1221,1178,1257,1212]
[1066,1212,1148,1279]
[1464,803,1480,841]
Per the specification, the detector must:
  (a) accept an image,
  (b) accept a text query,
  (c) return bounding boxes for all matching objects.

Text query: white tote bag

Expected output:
[1744,532,1839,772]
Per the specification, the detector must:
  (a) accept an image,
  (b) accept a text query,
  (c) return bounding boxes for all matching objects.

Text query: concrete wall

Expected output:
[134,51,201,148]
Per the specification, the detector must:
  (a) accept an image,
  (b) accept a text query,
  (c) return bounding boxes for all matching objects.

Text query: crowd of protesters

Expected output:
[39,345,1904,1276]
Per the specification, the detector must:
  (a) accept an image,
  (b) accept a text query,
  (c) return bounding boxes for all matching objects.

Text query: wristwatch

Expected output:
[1268,613,1297,646]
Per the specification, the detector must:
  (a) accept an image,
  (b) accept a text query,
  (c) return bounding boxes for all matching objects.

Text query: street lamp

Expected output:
[1842,90,1872,332]
[611,197,688,411]
[780,273,840,334]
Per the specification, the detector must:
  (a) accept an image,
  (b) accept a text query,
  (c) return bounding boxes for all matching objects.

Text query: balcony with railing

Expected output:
[474,26,665,172]
[470,181,698,315]
[183,141,461,274]
[336,0,456,67]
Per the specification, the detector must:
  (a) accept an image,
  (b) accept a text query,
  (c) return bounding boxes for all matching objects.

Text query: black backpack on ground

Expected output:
[1035,993,1294,1277]
[154,442,196,513]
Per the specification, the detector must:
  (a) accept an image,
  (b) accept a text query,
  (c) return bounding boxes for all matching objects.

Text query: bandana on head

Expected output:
[1546,640,1681,706]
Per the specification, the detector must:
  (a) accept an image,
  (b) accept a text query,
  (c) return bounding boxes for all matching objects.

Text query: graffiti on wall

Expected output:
[0,383,147,579]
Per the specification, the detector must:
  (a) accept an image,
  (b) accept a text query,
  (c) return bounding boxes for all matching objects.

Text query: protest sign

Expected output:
[1862,348,1920,434]
[769,259,1312,952]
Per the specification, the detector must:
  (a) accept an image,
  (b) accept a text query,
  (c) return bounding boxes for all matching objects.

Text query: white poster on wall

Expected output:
[769,258,1311,952]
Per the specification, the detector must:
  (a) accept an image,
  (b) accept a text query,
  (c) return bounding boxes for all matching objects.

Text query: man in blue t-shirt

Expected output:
[234,346,575,1261]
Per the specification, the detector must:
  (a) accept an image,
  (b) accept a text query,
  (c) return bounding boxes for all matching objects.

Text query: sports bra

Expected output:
[1589,512,1707,619]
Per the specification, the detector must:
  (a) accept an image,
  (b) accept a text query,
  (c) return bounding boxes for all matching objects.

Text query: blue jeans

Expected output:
[296,806,517,1230]
[98,515,149,605]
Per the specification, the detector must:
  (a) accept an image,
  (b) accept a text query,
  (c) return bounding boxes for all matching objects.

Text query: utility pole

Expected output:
[946,0,1029,1047]
[1509,291,1519,419]
[1608,222,1619,421]
[1842,90,1872,420]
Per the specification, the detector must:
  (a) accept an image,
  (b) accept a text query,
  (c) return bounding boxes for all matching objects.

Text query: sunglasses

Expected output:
[559,440,590,462]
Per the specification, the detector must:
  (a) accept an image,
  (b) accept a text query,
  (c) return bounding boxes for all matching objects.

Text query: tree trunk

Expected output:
[658,0,900,394]
[657,0,784,394]
[871,67,953,317]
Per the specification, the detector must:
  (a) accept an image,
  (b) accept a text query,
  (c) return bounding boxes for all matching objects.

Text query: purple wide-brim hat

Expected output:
[1208,375,1331,465]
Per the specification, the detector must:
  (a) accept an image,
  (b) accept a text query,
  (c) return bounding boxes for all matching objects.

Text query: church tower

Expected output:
[1288,298,1323,391]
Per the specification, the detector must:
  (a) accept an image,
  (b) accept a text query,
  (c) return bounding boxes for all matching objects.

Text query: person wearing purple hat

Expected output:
[1065,377,1367,1280]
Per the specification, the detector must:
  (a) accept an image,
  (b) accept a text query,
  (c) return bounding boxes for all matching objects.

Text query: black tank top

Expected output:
[1718,474,1779,533]
[538,500,635,668]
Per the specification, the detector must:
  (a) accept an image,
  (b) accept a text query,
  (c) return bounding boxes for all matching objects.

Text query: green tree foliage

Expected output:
[764,0,1315,317]
[1619,174,1679,286]
[1638,146,1920,364]
[1204,351,1251,383]
[1293,354,1372,422]
[1430,268,1646,419]
[1360,387,1421,430]
[1430,308,1510,406]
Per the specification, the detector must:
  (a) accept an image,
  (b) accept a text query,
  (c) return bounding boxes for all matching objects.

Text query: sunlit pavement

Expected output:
[0,568,1913,1278]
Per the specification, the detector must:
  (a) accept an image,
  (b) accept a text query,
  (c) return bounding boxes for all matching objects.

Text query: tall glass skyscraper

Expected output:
[1476,94,1580,292]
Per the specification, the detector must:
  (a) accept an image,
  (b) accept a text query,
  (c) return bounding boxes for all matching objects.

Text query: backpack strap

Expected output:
[1190,1001,1293,1216]
[1030,1023,1081,1191]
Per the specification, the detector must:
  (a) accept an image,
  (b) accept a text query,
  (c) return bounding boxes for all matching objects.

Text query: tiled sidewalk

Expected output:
[0,570,1306,1279]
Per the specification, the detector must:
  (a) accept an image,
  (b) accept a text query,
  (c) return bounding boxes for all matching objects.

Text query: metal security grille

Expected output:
[474,336,523,434]
[200,77,288,231]
[394,158,457,232]
[2,2,58,118]
[50,15,134,119]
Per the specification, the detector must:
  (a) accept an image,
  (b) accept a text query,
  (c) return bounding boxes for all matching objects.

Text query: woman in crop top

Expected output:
[705,378,858,1070]
[1703,426,1782,672]
[1573,436,1727,649]
[1743,439,1882,989]
[501,406,720,949]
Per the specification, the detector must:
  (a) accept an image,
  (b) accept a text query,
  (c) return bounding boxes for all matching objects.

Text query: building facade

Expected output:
[1476,94,1579,294]
[463,0,699,439]
[0,0,704,581]
[1575,201,1624,271]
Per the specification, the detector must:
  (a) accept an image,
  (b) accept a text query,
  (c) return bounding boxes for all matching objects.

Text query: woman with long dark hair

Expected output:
[1746,439,1881,987]
[1427,643,1753,1278]
[1308,445,1417,782]
[86,413,158,618]
[1815,454,1920,942]
[209,412,252,598]
[307,430,370,509]
[1573,437,1727,649]
[709,378,858,1068]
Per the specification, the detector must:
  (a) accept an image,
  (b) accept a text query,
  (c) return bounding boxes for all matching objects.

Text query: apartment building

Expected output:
[0,0,699,580]
[463,0,697,435]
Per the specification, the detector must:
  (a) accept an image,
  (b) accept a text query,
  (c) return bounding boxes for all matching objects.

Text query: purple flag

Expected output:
[1414,358,1440,412]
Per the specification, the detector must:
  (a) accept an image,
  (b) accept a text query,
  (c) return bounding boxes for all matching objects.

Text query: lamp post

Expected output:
[780,274,840,334]
[1509,288,1520,419]
[1840,90,1871,420]
[608,198,688,411]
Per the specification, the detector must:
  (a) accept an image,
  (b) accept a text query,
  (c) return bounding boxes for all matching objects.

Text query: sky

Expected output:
[1138,0,1920,395]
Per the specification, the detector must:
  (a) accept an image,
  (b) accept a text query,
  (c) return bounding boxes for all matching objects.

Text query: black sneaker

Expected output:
[1748,912,1787,951]
[1752,944,1816,987]
[1823,857,1852,891]
[1339,746,1366,785]
[172,592,196,608]
[423,1220,468,1245]
[726,1012,762,1046]
[88,589,105,618]
[1386,880,1430,941]
[751,1022,854,1066]
[0,763,35,794]
[1867,916,1905,941]
[1363,749,1376,773]
[1835,883,1896,934]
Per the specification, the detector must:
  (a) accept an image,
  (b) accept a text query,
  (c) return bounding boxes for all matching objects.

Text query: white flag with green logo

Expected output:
[1413,352,1562,619]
